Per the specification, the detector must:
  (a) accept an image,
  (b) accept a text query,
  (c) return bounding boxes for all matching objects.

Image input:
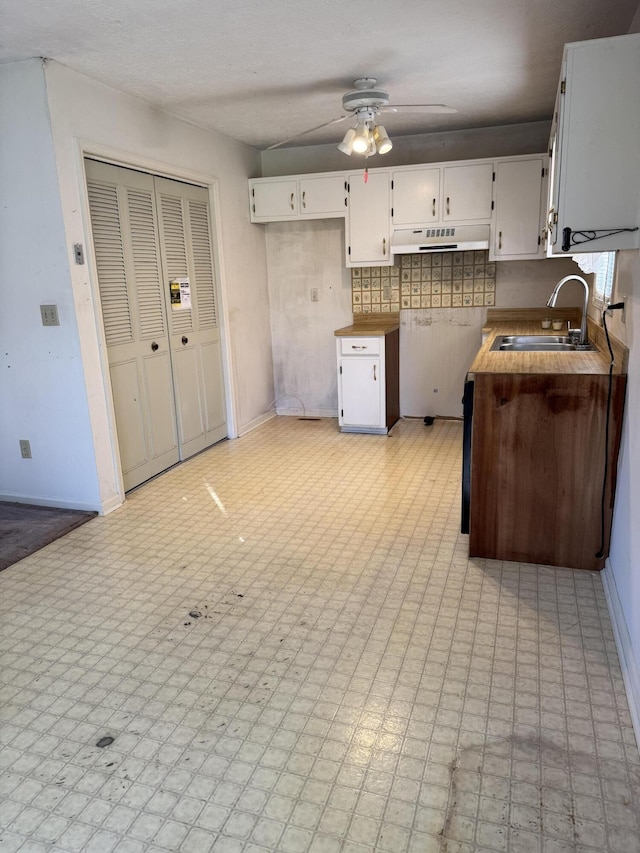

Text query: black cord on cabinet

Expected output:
[594,304,624,559]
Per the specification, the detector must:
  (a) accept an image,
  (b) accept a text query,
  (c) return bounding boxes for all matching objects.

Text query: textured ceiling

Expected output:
[1,0,638,149]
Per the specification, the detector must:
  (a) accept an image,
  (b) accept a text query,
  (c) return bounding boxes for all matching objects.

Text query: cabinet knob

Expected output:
[290,192,295,210]
[373,364,377,381]
[382,237,386,257]
[446,197,450,215]
[182,336,189,345]
[151,341,159,352]
[432,198,436,217]
[302,190,306,209]
[498,231,502,250]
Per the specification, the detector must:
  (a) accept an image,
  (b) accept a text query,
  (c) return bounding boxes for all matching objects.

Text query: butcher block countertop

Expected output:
[470,309,627,376]
[334,314,400,337]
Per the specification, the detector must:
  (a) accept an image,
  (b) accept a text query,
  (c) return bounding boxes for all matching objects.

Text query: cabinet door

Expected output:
[299,175,347,216]
[250,179,298,219]
[492,158,545,260]
[347,171,392,266]
[549,34,640,255]
[392,168,440,225]
[339,356,383,427]
[442,163,493,221]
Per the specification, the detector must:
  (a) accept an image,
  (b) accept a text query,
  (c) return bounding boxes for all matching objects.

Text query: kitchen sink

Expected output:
[490,335,598,352]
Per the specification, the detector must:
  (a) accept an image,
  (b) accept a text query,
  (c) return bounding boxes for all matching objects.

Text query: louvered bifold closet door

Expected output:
[155,176,227,459]
[85,160,179,491]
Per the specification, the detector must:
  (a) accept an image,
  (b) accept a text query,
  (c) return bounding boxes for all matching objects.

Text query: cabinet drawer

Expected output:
[339,336,381,355]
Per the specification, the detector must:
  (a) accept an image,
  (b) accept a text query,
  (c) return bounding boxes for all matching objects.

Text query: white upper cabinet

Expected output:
[250,179,299,219]
[548,33,640,256]
[491,157,546,261]
[442,163,493,222]
[347,171,392,267]
[391,168,440,225]
[298,175,348,216]
[249,175,346,222]
[248,154,546,262]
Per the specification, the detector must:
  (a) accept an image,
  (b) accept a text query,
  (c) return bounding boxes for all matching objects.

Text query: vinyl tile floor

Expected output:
[0,417,639,853]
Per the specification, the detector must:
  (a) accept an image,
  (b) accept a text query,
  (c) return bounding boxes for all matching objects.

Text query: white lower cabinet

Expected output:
[336,331,400,434]
[339,355,383,429]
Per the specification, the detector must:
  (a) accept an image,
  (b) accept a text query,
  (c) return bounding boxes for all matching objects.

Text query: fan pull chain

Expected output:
[363,166,369,183]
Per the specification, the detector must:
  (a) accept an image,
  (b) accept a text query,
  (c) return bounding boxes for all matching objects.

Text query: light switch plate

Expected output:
[19,439,32,459]
[40,304,60,326]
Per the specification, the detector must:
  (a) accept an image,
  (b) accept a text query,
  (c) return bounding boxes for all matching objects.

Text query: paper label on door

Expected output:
[170,278,191,310]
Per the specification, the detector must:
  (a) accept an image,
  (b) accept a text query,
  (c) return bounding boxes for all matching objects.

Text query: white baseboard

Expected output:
[0,491,101,514]
[238,408,277,437]
[275,407,337,418]
[601,563,640,746]
[100,493,123,515]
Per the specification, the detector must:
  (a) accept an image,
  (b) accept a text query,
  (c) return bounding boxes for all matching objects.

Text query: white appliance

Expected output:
[391,224,490,254]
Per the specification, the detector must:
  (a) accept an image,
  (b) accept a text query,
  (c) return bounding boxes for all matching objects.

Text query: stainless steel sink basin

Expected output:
[490,335,597,352]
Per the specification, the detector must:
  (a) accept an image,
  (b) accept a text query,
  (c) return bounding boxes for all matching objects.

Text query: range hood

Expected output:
[391,224,490,254]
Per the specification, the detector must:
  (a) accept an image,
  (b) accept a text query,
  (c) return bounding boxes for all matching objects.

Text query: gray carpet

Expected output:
[0,502,96,571]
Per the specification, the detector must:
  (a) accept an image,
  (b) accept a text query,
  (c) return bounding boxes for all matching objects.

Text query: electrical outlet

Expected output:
[40,304,60,326]
[310,288,319,302]
[19,439,32,459]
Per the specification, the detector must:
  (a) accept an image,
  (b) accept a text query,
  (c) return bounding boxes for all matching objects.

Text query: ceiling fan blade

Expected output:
[265,115,349,150]
[380,104,458,114]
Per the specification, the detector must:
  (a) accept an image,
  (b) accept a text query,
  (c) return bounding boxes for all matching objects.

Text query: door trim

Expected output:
[75,139,238,511]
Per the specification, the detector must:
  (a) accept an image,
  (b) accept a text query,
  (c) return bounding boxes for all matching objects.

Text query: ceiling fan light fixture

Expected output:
[374,125,393,155]
[351,122,370,154]
[338,127,356,155]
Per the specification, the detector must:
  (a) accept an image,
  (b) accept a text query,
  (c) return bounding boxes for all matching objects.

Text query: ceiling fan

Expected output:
[267,77,457,156]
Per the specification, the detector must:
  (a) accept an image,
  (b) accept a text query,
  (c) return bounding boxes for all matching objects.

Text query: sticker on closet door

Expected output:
[170,277,191,310]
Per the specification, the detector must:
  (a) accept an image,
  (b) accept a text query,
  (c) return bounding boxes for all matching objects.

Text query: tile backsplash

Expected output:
[352,250,496,313]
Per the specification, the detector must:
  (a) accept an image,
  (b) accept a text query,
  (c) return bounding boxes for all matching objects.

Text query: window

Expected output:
[592,252,616,308]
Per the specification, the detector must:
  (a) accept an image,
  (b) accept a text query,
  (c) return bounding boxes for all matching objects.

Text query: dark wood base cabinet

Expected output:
[469,373,626,570]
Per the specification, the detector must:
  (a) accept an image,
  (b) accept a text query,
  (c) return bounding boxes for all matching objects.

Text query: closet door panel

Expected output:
[85,159,179,491]
[155,177,227,457]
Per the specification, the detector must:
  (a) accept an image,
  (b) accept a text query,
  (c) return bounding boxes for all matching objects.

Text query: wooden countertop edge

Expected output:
[333,314,400,338]
[471,320,627,376]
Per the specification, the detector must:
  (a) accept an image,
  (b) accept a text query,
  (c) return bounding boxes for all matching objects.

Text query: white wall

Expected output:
[600,249,640,736]
[0,59,274,513]
[595,6,640,742]
[265,221,352,416]
[0,61,100,510]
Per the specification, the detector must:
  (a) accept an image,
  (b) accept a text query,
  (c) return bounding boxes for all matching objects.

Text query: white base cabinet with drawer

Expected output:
[336,331,400,434]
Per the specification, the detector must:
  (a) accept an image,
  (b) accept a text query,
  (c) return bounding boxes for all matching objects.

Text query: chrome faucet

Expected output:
[546,275,590,346]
